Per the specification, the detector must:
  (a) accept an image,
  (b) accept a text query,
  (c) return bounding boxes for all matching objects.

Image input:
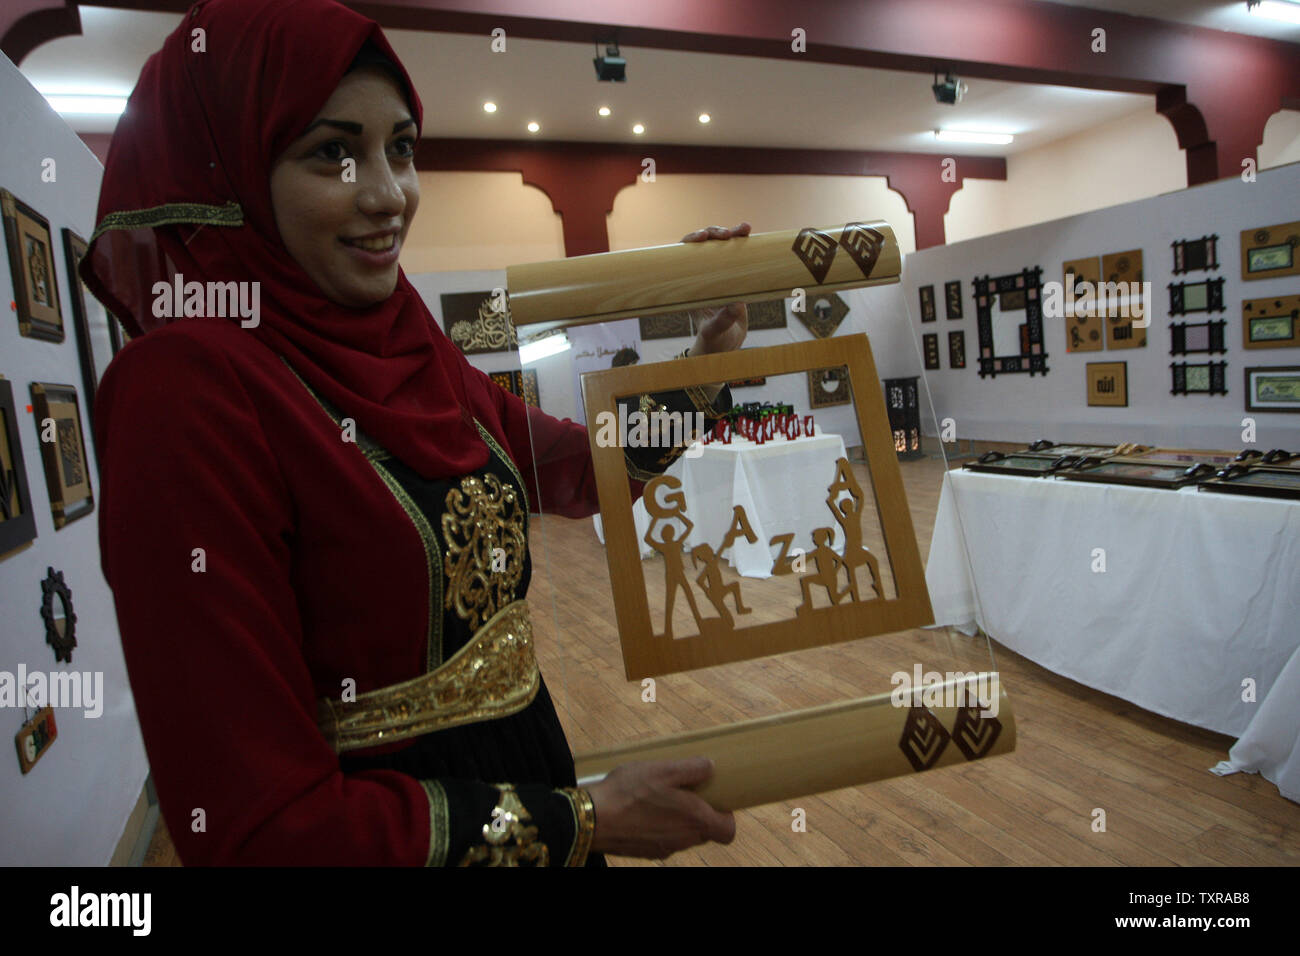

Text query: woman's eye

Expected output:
[391,136,416,158]
[314,140,348,162]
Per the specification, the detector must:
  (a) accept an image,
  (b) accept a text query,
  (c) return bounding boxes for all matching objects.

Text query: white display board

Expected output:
[0,53,147,865]
[907,162,1300,449]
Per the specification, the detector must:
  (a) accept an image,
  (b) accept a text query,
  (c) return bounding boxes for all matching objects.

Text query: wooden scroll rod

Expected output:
[575,673,1014,813]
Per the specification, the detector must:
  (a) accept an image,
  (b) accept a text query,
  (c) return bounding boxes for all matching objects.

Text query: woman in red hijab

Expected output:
[83,0,746,865]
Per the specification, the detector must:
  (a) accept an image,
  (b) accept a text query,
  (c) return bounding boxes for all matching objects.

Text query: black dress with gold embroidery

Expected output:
[335,432,603,866]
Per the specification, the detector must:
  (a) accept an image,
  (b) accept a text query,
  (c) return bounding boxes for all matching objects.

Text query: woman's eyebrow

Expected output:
[301,117,416,136]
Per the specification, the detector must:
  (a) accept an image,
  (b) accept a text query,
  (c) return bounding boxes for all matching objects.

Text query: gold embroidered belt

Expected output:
[318,600,540,753]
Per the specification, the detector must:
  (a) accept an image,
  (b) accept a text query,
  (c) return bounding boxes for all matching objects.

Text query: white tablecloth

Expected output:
[926,469,1300,801]
[595,431,849,578]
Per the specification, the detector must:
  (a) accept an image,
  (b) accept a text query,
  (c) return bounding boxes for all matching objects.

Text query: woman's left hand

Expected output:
[679,222,752,356]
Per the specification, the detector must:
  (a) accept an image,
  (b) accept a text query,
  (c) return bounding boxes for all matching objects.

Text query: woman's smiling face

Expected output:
[270,66,419,308]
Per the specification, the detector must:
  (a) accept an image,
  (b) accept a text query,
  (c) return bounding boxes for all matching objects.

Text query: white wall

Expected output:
[908,160,1300,449]
[946,107,1187,244]
[1260,110,1300,171]
[0,53,147,865]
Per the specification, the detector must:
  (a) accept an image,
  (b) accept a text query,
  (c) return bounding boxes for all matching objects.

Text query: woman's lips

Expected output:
[339,232,400,266]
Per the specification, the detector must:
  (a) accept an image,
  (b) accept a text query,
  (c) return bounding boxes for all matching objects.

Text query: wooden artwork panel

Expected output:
[1086,362,1127,407]
[1242,295,1300,350]
[1241,220,1300,281]
[580,336,933,680]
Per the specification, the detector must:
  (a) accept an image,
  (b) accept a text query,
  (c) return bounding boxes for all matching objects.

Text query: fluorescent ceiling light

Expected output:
[1248,0,1300,25]
[519,331,570,365]
[934,129,1014,145]
[43,94,127,116]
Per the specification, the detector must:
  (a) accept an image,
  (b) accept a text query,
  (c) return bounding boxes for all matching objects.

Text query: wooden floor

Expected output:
[142,442,1300,866]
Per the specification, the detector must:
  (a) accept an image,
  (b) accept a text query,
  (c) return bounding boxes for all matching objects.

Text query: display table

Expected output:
[926,469,1300,801]
[595,430,849,578]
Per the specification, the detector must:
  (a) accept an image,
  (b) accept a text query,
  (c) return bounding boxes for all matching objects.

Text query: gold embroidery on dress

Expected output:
[442,472,526,630]
[458,784,550,867]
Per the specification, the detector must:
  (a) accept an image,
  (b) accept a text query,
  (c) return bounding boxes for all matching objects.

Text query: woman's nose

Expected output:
[357,159,406,217]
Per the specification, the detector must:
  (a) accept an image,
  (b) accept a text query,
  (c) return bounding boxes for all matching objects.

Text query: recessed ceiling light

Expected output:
[1247,0,1300,25]
[598,106,611,117]
[483,102,497,113]
[632,123,645,135]
[934,129,1014,146]
[527,121,540,133]
[698,113,711,124]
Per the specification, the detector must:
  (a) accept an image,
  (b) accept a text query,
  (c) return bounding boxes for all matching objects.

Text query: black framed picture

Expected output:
[0,376,39,558]
[973,267,1048,378]
[918,285,936,323]
[944,281,963,320]
[29,382,95,529]
[1171,235,1218,275]
[2,189,64,342]
[1169,319,1227,356]
[1170,361,1228,397]
[1168,278,1225,316]
[922,333,940,370]
[61,229,102,436]
[948,330,966,369]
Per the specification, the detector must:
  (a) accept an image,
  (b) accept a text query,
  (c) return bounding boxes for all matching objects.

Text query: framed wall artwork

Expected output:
[973,267,1048,378]
[1168,278,1225,316]
[1101,248,1143,287]
[61,229,101,433]
[40,566,77,663]
[488,369,540,407]
[1240,221,1299,281]
[948,330,966,369]
[1062,256,1100,303]
[2,189,64,342]
[0,376,38,560]
[1244,365,1300,414]
[440,290,517,354]
[1169,319,1227,356]
[1171,235,1218,275]
[1065,312,1104,352]
[1104,308,1147,349]
[1242,295,1300,350]
[944,280,963,320]
[1086,361,1127,407]
[639,310,692,340]
[922,333,940,370]
[808,365,852,407]
[795,292,849,339]
[1171,361,1228,397]
[28,383,95,529]
[918,285,936,323]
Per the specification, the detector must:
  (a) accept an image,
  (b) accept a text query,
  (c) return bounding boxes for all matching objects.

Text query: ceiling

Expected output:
[1034,0,1300,40]
[18,2,1300,155]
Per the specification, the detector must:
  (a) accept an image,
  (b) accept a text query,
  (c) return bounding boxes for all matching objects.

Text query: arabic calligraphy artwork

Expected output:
[3,189,64,342]
[974,267,1048,378]
[1241,220,1299,281]
[440,290,518,354]
[28,383,94,529]
[488,369,540,407]
[1242,295,1300,350]
[581,336,932,679]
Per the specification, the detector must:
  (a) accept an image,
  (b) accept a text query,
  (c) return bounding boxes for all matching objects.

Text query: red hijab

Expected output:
[80,0,488,479]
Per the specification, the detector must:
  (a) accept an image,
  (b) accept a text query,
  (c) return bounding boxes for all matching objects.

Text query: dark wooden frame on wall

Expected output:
[944,280,963,320]
[28,382,95,529]
[973,267,1047,378]
[0,375,38,559]
[918,284,936,323]
[2,189,64,342]
[1171,361,1228,397]
[1168,278,1225,316]
[61,229,101,435]
[1169,319,1227,356]
[1171,235,1218,275]
[1244,365,1300,414]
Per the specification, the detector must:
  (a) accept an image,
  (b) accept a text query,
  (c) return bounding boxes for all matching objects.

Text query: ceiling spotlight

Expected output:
[932,72,967,105]
[1247,0,1300,23]
[632,123,645,135]
[598,106,611,116]
[526,121,540,133]
[594,41,626,82]
[483,102,497,113]
[935,129,1013,145]
[698,113,711,124]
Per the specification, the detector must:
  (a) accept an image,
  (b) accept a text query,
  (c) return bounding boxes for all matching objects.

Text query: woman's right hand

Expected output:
[586,756,736,860]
